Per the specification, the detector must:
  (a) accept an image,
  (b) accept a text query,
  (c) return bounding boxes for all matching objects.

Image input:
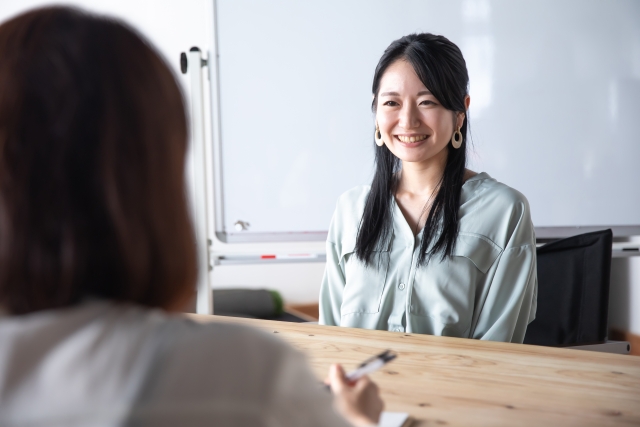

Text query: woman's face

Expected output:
[375,59,467,166]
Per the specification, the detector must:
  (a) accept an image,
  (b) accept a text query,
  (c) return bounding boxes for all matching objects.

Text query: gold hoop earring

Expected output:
[451,128,463,149]
[375,125,385,147]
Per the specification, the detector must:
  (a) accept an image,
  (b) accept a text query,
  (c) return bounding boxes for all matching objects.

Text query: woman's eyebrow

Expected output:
[379,90,432,97]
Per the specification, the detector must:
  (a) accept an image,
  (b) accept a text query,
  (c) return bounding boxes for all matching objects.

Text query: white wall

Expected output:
[609,237,640,336]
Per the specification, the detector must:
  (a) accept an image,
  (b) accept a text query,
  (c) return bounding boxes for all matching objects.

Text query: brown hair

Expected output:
[0,6,197,314]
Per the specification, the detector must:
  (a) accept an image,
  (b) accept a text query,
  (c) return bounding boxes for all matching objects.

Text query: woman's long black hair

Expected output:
[355,33,469,267]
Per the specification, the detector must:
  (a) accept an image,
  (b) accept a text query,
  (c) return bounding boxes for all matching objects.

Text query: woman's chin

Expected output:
[389,143,448,165]
[392,150,437,164]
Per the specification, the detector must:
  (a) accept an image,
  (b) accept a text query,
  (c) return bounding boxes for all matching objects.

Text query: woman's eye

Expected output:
[420,100,436,106]
[383,100,399,106]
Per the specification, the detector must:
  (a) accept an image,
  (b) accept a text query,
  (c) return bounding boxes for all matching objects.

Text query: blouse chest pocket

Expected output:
[453,232,503,273]
[409,232,502,331]
[340,239,390,315]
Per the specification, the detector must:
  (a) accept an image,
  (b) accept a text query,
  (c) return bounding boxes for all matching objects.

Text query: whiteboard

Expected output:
[210,0,640,242]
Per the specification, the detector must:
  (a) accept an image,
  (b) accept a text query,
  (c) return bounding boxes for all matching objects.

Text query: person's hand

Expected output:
[327,363,384,426]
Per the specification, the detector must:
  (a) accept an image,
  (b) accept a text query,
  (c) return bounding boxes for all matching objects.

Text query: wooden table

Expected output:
[190,315,640,426]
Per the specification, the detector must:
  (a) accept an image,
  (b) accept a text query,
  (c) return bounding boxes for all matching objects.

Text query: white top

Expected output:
[319,172,538,343]
[0,301,350,427]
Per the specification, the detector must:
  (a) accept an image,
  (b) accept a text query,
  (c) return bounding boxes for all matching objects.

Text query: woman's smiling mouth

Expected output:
[396,134,428,143]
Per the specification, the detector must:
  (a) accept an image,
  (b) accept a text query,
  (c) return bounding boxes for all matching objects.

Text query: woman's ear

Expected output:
[457,95,471,129]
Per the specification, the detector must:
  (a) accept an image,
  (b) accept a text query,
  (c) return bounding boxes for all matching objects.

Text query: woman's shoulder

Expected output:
[463,172,531,214]
[103,306,329,423]
[461,172,534,248]
[335,185,371,211]
[159,318,346,426]
[0,302,301,422]
[327,185,370,245]
[145,316,338,422]
[167,315,295,365]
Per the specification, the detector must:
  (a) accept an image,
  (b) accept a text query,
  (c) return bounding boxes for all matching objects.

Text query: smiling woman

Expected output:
[319,33,538,343]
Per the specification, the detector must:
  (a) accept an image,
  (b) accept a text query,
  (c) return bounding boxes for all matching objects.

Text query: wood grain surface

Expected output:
[611,329,640,357]
[189,314,640,426]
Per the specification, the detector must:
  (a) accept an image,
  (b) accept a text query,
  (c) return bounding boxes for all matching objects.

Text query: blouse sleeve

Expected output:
[318,187,369,327]
[319,240,345,326]
[471,243,538,342]
[471,193,538,343]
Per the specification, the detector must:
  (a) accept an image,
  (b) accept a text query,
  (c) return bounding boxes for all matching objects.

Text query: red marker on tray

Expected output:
[260,254,318,260]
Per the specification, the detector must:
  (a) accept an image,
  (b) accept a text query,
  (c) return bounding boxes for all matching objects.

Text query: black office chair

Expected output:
[524,229,613,347]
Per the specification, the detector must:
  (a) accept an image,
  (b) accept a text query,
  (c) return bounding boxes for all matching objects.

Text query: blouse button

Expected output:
[398,283,406,290]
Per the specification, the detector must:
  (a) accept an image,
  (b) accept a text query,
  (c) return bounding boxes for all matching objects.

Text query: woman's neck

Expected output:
[397,153,447,198]
[394,150,476,234]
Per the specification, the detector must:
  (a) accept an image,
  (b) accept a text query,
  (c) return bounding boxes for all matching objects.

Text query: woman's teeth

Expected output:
[397,135,427,143]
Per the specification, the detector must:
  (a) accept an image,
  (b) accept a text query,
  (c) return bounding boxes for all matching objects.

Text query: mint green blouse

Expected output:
[319,172,538,343]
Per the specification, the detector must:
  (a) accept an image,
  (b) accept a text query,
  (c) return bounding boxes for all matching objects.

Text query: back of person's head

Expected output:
[0,6,196,314]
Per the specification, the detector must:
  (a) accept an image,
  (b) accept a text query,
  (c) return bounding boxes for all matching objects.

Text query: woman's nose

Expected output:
[398,103,420,129]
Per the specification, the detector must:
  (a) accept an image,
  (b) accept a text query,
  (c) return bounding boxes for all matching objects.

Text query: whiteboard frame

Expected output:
[209,0,227,243]
[215,227,640,243]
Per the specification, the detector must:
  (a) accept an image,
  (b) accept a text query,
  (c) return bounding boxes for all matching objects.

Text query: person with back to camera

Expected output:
[319,33,538,342]
[0,7,383,426]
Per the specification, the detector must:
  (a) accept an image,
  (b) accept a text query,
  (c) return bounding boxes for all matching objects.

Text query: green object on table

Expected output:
[269,290,284,315]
